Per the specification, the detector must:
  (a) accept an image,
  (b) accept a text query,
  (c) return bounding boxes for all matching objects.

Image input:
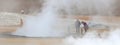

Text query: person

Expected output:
[21,10,25,14]
[80,22,84,35]
[81,21,89,34]
[75,19,81,35]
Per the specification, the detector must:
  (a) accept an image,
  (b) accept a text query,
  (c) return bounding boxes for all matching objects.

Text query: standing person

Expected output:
[81,21,89,34]
[80,22,84,35]
[21,10,25,14]
[75,19,81,35]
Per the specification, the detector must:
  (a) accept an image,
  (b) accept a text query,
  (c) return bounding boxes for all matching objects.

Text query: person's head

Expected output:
[81,20,86,23]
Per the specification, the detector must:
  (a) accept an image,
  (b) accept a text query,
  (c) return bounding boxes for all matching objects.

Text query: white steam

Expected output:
[12,0,115,37]
[12,0,66,37]
[63,28,120,45]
